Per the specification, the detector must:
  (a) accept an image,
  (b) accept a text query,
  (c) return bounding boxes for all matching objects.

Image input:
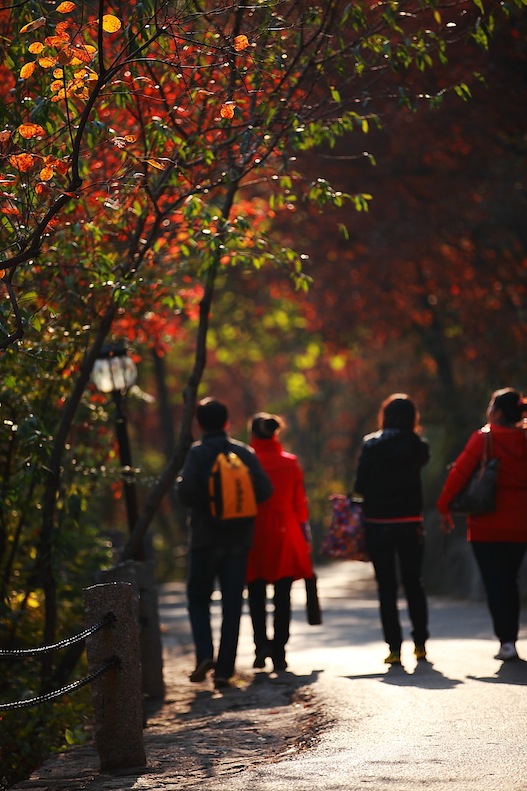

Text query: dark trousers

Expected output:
[471,541,527,644]
[187,545,249,679]
[366,522,429,652]
[247,577,293,663]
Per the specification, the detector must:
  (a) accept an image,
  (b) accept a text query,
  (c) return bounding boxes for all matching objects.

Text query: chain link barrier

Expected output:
[0,611,116,657]
[0,611,118,711]
[0,656,120,711]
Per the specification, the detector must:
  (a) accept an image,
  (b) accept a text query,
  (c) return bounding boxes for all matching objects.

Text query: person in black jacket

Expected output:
[177,397,273,688]
[354,393,430,665]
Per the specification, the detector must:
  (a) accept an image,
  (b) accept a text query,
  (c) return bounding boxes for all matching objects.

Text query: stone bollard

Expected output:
[98,560,165,700]
[83,582,146,772]
[136,560,165,700]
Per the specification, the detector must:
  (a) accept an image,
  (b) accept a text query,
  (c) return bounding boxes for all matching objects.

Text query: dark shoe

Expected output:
[214,676,231,689]
[253,642,272,669]
[189,658,215,682]
[384,650,401,665]
[272,645,287,672]
[253,652,267,669]
[273,659,288,672]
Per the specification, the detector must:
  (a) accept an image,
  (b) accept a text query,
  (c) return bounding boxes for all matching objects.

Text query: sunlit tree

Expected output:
[1,2,524,781]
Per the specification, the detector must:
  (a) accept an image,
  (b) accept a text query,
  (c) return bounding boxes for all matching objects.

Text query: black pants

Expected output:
[187,545,249,679]
[247,577,293,663]
[471,540,527,644]
[366,522,429,652]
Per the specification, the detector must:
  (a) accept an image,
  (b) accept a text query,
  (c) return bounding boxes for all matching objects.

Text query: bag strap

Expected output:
[482,428,492,463]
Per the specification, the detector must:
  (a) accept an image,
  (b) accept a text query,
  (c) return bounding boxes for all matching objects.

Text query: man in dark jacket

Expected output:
[177,397,273,688]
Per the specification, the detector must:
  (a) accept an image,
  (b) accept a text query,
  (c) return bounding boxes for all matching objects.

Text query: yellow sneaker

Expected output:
[384,650,401,665]
[414,645,427,661]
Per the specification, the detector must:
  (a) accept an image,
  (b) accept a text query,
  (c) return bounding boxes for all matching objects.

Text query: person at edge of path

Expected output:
[353,393,431,666]
[437,387,527,662]
[176,397,273,689]
[245,412,314,673]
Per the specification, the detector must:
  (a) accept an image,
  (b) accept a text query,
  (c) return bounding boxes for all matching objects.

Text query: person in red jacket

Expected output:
[437,388,527,661]
[246,413,314,672]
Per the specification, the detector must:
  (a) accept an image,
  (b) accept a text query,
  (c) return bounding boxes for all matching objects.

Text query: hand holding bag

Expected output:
[449,431,499,515]
[320,494,370,562]
[305,575,322,625]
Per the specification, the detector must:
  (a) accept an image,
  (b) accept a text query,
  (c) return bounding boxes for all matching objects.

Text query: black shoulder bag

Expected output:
[449,431,499,516]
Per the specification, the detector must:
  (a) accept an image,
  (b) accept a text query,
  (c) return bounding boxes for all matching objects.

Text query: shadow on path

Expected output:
[343,659,462,689]
[467,657,527,686]
[140,667,327,786]
[178,669,323,721]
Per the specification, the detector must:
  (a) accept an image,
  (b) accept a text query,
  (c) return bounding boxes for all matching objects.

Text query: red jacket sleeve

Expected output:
[437,430,485,514]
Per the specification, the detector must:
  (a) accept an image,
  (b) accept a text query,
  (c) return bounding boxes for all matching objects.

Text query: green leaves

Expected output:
[305,178,372,213]
[454,82,473,100]
[472,15,495,49]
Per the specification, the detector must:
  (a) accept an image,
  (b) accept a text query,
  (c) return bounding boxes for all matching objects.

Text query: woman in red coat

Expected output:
[437,388,527,661]
[246,413,314,672]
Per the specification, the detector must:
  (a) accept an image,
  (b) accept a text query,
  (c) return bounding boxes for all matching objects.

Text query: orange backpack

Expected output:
[208,450,258,522]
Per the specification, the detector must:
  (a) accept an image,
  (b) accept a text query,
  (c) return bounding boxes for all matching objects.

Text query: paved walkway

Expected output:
[11,561,527,791]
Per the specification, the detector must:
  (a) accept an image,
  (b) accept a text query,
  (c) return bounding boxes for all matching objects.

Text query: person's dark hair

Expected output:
[250,412,284,440]
[489,388,527,426]
[196,397,228,432]
[378,393,419,431]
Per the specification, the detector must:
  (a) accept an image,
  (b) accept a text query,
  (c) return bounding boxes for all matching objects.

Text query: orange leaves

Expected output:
[220,102,235,119]
[18,123,46,140]
[234,35,250,52]
[145,159,166,170]
[40,166,54,181]
[57,45,76,65]
[6,150,69,180]
[51,89,66,103]
[19,17,46,34]
[46,216,61,231]
[102,15,122,33]
[45,34,70,47]
[9,154,35,172]
[20,62,36,79]
[72,44,97,64]
[38,56,57,68]
[56,21,72,38]
[51,158,70,177]
[47,53,96,103]
[1,206,21,218]
[19,0,75,32]
[51,76,90,102]
[112,135,137,149]
[0,131,12,145]
[18,4,97,92]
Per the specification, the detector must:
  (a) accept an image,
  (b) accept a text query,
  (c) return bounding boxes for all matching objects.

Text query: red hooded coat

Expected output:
[437,424,527,542]
[246,437,313,583]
